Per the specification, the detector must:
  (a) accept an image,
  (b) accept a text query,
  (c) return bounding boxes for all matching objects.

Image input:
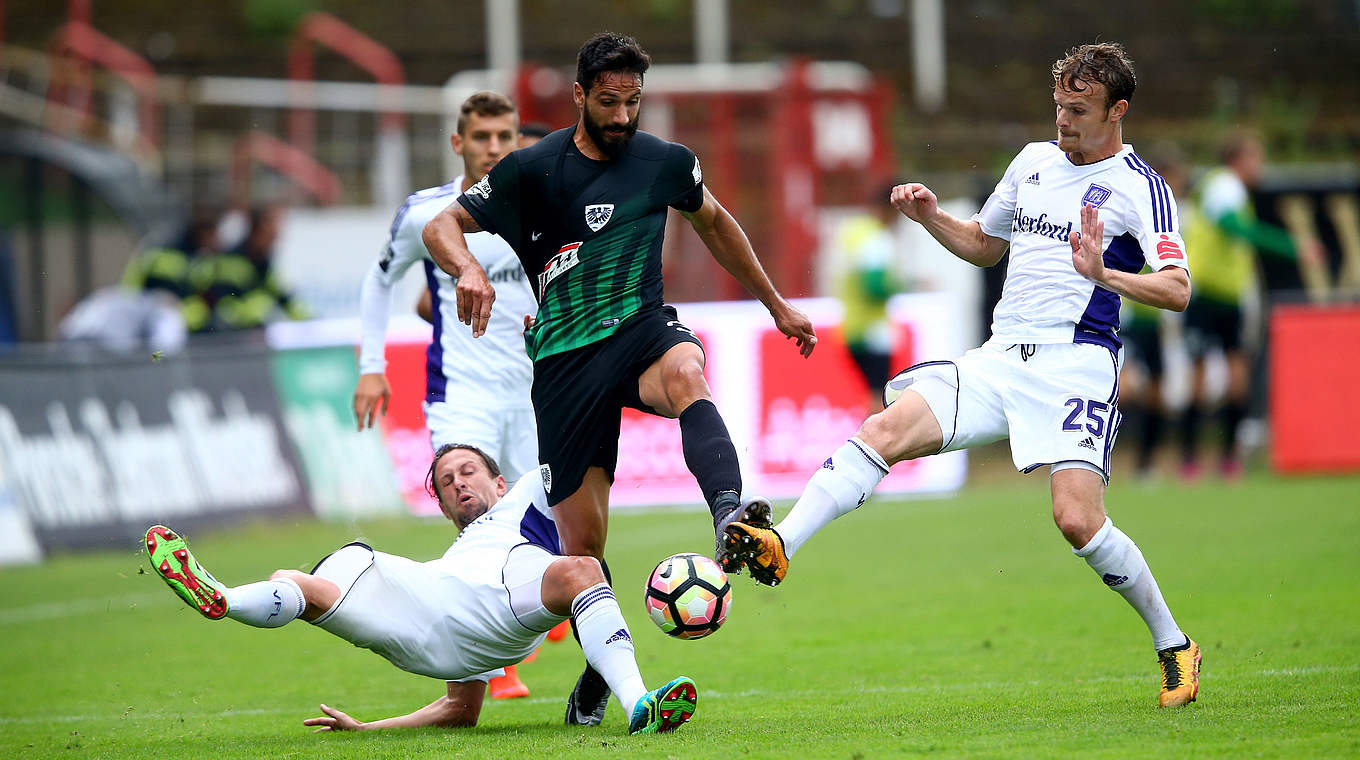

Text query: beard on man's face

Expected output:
[584,111,638,159]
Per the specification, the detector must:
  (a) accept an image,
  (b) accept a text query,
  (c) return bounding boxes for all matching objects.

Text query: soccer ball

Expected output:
[643,553,732,640]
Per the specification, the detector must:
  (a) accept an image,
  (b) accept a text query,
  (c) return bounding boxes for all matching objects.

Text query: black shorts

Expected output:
[1183,298,1243,354]
[531,305,703,507]
[847,344,892,396]
[1121,320,1163,376]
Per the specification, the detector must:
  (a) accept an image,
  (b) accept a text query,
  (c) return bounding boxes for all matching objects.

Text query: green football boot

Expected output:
[145,525,229,620]
[628,676,697,735]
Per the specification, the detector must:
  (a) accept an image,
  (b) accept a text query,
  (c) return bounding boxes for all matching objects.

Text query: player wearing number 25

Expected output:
[724,42,1202,709]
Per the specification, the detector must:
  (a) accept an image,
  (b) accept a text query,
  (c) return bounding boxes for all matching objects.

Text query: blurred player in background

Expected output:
[145,444,696,736]
[353,91,538,699]
[1177,131,1324,479]
[1117,146,1191,480]
[517,121,553,147]
[422,32,816,724]
[727,42,1203,708]
[412,120,558,324]
[835,182,906,412]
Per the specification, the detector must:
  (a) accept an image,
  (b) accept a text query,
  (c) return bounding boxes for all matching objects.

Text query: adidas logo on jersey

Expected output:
[1025,172,1041,185]
[1078,437,1097,451]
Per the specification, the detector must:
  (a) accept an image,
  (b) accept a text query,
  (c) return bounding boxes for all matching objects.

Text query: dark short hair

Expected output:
[456,91,516,135]
[519,121,553,140]
[1051,42,1136,110]
[576,32,650,94]
[425,443,502,503]
[1220,129,1263,166]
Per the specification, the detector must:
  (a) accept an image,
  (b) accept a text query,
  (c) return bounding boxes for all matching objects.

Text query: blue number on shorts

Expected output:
[1085,400,1109,438]
[1062,397,1084,431]
[1063,398,1110,438]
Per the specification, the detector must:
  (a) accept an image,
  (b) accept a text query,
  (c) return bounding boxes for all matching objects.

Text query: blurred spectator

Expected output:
[835,182,906,411]
[1178,132,1325,479]
[203,204,309,331]
[123,207,220,332]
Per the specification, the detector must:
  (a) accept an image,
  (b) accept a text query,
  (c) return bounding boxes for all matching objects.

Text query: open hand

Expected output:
[303,703,364,733]
[1070,203,1106,283]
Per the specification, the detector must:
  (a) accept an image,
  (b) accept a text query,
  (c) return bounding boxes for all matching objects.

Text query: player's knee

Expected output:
[559,555,606,593]
[1051,500,1101,546]
[668,360,710,405]
[269,569,304,583]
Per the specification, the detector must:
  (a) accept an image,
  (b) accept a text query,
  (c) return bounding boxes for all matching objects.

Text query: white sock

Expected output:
[1074,518,1185,650]
[223,578,306,629]
[571,584,647,713]
[775,438,889,558]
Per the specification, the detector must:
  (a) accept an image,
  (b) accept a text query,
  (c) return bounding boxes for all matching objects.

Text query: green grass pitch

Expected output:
[2,472,1357,758]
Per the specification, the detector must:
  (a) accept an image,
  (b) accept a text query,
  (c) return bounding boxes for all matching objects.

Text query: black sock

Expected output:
[1179,405,1201,463]
[1221,402,1246,459]
[1136,407,1164,472]
[678,399,742,514]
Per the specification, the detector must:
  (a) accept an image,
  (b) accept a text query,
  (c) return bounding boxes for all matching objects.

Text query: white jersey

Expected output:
[435,471,560,563]
[359,176,536,408]
[310,475,562,681]
[974,142,1190,352]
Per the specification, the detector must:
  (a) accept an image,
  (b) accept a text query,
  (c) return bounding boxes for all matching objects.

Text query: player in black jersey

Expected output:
[424,31,814,565]
[424,31,815,725]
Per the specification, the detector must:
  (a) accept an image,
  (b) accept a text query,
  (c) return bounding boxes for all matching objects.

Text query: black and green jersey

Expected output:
[459,127,704,361]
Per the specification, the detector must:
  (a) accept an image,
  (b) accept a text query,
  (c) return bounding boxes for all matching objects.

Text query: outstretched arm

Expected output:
[681,187,817,357]
[1070,203,1191,312]
[422,201,495,337]
[302,681,486,732]
[890,183,1010,267]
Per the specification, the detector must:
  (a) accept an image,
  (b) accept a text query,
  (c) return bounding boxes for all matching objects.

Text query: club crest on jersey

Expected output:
[540,464,553,493]
[465,175,492,200]
[539,242,581,293]
[585,204,614,232]
[1081,183,1113,209]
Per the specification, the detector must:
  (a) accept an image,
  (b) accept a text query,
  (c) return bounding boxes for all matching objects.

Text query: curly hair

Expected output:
[1051,42,1137,109]
[576,32,651,94]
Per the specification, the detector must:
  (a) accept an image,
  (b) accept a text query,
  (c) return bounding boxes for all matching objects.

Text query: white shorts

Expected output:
[308,541,566,682]
[423,402,537,484]
[895,339,1122,480]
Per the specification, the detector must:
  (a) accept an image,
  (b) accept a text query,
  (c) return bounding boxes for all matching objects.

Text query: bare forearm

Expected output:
[920,212,1007,267]
[422,206,481,279]
[1099,268,1191,312]
[358,696,477,730]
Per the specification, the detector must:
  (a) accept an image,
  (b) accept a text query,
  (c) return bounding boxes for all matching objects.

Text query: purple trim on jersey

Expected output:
[1074,233,1146,351]
[1124,154,1172,233]
[518,505,561,555]
[423,260,448,403]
